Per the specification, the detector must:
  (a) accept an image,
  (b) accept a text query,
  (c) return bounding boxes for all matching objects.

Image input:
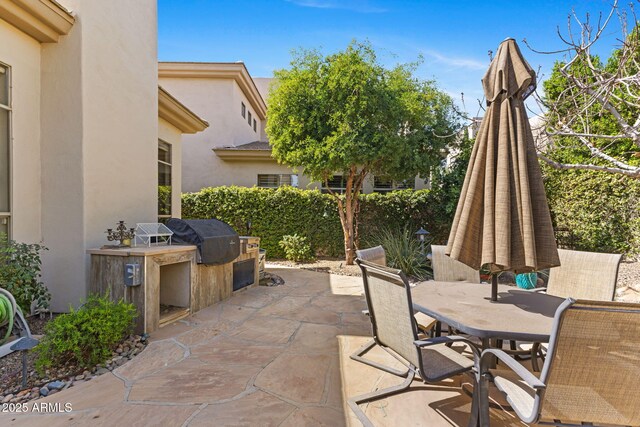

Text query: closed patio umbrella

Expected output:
[446,38,560,302]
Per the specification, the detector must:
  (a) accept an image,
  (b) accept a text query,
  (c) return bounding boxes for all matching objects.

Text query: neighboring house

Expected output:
[159,62,429,194]
[0,0,207,311]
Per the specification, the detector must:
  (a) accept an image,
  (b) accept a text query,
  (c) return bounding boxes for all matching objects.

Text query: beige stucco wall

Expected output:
[40,0,158,311]
[158,118,183,218]
[0,20,42,244]
[159,77,282,193]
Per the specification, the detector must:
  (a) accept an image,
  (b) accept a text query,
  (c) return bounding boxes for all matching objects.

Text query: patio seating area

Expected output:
[1,266,530,427]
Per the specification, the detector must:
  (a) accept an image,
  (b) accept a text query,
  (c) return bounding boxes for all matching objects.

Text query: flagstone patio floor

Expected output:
[1,266,528,426]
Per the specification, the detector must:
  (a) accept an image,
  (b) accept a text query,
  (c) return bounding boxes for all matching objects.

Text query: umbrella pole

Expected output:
[491,274,498,302]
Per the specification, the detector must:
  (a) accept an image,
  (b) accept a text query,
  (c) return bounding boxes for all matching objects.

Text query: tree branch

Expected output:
[538,153,640,178]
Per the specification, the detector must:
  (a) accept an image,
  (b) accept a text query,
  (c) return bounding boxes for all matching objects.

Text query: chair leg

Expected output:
[350,339,410,377]
[348,369,416,427]
[467,376,480,427]
[478,372,491,427]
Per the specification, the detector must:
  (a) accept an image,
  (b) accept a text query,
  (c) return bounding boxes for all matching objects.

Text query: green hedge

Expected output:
[182,170,640,260]
[181,186,449,259]
[544,167,640,257]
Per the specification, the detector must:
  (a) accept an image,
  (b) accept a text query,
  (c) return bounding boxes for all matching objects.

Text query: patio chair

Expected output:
[477,298,640,427]
[352,247,437,375]
[546,249,622,300]
[431,245,480,283]
[349,259,480,427]
[518,249,623,371]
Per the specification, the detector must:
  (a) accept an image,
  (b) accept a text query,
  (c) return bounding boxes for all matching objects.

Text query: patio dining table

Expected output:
[411,281,565,347]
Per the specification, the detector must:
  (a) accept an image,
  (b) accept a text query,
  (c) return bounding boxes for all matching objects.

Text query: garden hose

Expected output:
[0,287,17,345]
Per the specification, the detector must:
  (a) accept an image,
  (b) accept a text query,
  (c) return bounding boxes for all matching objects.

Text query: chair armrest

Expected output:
[415,336,481,357]
[480,348,546,389]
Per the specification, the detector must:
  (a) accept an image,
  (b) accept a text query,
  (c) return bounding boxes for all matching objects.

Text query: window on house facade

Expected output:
[257,174,298,188]
[321,175,347,194]
[158,141,172,222]
[241,102,246,118]
[0,64,10,237]
[253,119,257,132]
[373,176,415,193]
[248,111,252,126]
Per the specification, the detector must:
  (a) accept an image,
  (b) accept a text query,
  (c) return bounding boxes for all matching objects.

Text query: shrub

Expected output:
[365,226,432,280]
[35,294,136,372]
[0,233,50,314]
[279,234,314,262]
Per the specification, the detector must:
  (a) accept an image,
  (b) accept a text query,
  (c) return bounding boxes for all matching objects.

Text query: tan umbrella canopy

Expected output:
[446,38,560,301]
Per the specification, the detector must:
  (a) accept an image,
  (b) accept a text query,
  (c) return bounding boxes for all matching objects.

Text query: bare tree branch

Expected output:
[528,0,640,178]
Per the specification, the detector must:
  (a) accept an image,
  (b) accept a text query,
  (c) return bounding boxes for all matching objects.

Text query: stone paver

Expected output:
[255,353,333,404]
[188,391,295,427]
[128,357,261,403]
[1,266,528,426]
[115,340,186,381]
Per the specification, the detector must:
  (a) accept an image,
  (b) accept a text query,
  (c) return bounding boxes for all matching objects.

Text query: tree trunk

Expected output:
[328,168,367,265]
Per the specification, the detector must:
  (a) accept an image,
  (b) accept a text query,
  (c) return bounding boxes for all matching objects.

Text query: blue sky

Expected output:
[158,0,628,117]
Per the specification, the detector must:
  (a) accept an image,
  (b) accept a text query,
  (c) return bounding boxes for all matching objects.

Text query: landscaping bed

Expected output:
[1,319,147,405]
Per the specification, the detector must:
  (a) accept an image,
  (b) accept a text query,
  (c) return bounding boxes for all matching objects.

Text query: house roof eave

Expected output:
[158,86,209,134]
[0,0,75,43]
[158,62,267,120]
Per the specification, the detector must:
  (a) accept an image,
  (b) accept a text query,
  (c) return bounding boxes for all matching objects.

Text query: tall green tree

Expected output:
[266,41,459,264]
[534,1,640,177]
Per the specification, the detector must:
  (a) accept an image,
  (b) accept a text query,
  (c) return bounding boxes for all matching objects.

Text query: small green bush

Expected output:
[35,294,136,372]
[365,226,432,280]
[0,233,50,314]
[279,234,314,262]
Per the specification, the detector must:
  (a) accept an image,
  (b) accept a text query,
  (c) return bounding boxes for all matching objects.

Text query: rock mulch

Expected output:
[267,258,362,276]
[1,334,148,405]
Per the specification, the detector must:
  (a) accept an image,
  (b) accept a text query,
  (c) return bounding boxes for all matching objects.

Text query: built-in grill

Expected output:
[166,218,240,265]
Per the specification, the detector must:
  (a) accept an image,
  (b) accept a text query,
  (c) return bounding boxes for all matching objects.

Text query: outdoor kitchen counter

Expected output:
[88,239,260,334]
[87,244,197,257]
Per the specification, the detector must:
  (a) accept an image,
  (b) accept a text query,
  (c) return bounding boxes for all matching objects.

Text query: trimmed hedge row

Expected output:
[182,171,640,260]
[544,167,640,258]
[181,186,448,259]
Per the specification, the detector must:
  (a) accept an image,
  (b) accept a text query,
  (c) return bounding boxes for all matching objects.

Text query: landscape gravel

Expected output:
[1,334,148,404]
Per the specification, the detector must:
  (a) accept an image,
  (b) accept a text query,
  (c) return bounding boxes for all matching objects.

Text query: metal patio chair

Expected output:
[349,259,480,427]
[430,245,481,339]
[431,245,481,283]
[546,249,622,300]
[519,249,623,371]
[477,298,640,427]
[351,247,437,376]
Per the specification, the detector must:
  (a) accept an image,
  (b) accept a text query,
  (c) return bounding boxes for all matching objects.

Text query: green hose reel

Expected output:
[0,287,18,345]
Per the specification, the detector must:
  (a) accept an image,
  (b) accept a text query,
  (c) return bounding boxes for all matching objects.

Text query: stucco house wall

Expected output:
[38,0,159,311]
[159,64,314,193]
[2,0,206,312]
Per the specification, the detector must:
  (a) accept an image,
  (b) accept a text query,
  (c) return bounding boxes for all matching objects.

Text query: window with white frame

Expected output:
[158,141,172,221]
[257,174,298,188]
[0,64,10,237]
[373,176,415,193]
[321,175,347,194]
